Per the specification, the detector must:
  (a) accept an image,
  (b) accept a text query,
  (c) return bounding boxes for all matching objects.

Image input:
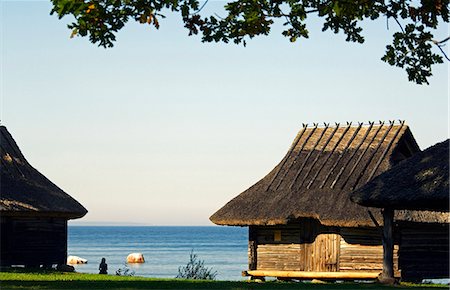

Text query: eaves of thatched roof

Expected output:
[0,126,87,219]
[350,139,449,212]
[210,121,446,227]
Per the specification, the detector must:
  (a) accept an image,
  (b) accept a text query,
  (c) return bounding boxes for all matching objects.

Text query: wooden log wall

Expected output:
[251,225,302,270]
[339,238,399,273]
[257,244,302,270]
[1,217,67,267]
[250,222,398,274]
[398,222,449,281]
[339,227,399,273]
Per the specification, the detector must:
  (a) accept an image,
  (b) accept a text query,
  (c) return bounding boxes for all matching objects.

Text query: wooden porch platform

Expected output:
[242,270,386,280]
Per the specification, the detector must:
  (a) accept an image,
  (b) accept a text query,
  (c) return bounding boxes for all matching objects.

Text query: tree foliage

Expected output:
[50,0,449,84]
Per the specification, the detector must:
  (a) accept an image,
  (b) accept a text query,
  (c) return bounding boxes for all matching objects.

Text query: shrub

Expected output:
[176,250,217,280]
[115,264,135,276]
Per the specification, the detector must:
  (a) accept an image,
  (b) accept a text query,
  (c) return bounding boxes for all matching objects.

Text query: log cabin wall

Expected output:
[340,227,399,274]
[398,222,449,281]
[250,221,399,273]
[0,217,67,267]
[253,225,303,271]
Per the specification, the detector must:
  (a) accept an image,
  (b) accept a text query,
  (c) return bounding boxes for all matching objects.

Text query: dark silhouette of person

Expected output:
[99,257,108,274]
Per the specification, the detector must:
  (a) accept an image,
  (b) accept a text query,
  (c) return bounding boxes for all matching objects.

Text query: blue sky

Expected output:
[1,0,448,225]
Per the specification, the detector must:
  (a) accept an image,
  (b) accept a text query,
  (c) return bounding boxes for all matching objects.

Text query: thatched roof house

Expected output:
[1,125,87,267]
[351,139,449,212]
[210,121,448,281]
[211,121,446,227]
[350,139,449,282]
[0,126,87,218]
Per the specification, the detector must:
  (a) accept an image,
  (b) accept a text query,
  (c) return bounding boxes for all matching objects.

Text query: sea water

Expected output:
[68,226,248,281]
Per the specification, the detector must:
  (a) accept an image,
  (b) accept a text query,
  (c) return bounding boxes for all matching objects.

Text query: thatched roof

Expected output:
[350,139,449,212]
[0,126,87,219]
[210,121,447,227]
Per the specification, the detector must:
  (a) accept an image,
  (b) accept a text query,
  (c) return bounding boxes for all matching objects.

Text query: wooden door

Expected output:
[302,234,340,272]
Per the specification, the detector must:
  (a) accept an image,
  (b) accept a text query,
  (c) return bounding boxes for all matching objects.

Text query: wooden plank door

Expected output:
[302,234,340,272]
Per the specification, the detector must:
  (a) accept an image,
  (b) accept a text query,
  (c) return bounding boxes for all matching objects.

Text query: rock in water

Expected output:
[67,255,88,264]
[127,253,145,263]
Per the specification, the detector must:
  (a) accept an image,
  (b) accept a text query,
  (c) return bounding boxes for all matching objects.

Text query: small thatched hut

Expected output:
[0,126,87,267]
[351,139,449,282]
[351,139,449,211]
[210,121,447,280]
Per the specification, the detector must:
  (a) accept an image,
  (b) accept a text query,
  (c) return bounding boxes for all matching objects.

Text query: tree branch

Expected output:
[431,36,450,61]
[392,16,405,33]
[432,36,450,45]
[193,0,209,14]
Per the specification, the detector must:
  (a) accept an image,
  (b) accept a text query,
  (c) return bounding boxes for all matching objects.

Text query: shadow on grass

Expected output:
[1,280,446,290]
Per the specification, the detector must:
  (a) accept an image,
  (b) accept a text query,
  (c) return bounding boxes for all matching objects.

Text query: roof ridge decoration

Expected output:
[339,121,394,190]
[307,122,356,189]
[266,121,411,192]
[330,121,377,189]
[319,122,364,189]
[365,121,405,183]
[289,123,330,190]
[298,124,340,189]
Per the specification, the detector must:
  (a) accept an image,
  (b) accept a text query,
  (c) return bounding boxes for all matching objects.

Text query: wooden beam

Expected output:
[379,208,395,284]
[289,123,329,190]
[318,122,362,189]
[307,123,352,189]
[242,270,382,279]
[248,226,257,270]
[338,122,384,189]
[329,122,374,189]
[350,121,395,190]
[366,121,405,183]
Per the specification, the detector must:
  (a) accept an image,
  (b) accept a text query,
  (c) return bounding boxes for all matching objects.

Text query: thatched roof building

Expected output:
[1,125,87,267]
[211,121,445,227]
[210,122,448,281]
[350,139,449,212]
[350,139,449,283]
[0,126,87,218]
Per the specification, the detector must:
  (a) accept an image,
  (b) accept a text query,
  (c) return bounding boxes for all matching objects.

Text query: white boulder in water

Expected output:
[67,255,88,264]
[127,253,145,263]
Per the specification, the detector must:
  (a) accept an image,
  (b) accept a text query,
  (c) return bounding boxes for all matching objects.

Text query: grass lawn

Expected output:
[0,271,448,290]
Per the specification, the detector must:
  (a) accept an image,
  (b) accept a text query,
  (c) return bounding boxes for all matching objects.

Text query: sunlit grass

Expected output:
[0,270,447,290]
